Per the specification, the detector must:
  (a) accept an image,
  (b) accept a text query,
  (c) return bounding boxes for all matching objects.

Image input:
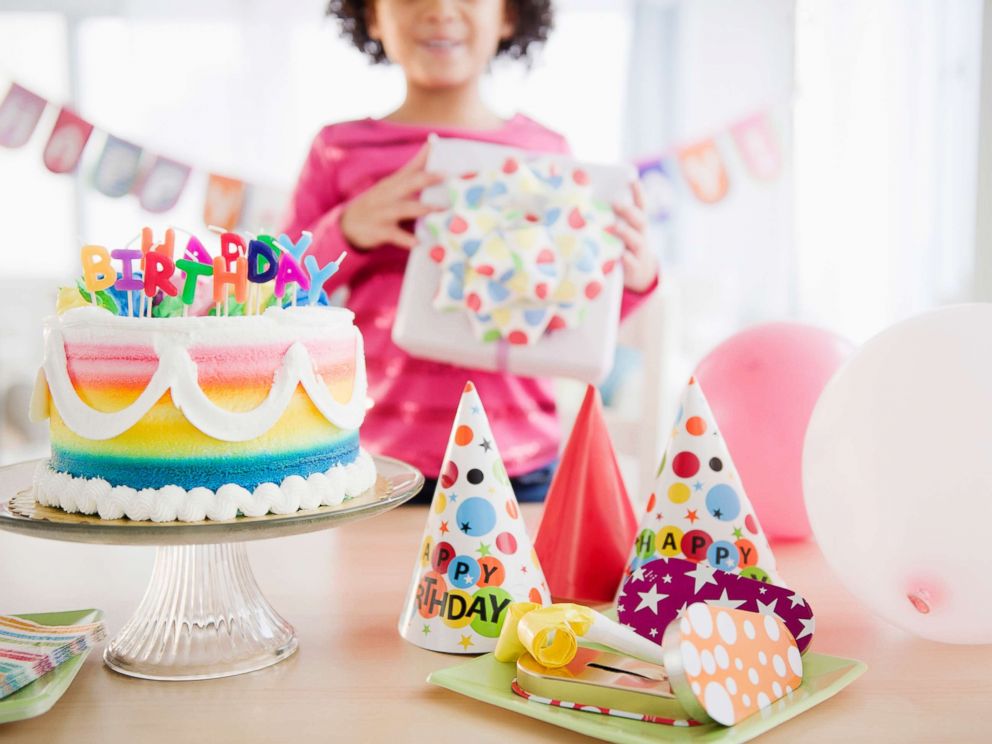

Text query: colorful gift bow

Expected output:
[422,156,623,345]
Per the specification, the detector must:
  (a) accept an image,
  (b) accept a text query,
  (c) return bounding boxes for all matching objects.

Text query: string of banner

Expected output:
[0,81,784,229]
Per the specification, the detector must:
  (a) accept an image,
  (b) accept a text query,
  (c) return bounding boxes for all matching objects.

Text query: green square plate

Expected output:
[429,650,866,743]
[0,609,104,725]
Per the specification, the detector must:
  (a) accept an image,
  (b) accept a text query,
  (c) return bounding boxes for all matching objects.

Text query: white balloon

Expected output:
[803,304,992,644]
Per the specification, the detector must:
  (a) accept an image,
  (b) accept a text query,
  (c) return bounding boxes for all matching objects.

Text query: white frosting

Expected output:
[99,486,130,520]
[245,483,281,517]
[178,488,211,522]
[325,465,347,505]
[275,475,307,514]
[75,477,106,515]
[205,491,239,522]
[36,305,367,441]
[126,489,156,522]
[32,450,377,523]
[48,304,354,345]
[58,474,85,513]
[301,473,327,510]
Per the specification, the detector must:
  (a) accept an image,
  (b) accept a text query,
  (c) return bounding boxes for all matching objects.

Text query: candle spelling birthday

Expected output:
[77,227,346,318]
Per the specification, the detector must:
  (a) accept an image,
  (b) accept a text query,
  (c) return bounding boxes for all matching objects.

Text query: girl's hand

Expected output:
[612,180,659,292]
[340,145,445,250]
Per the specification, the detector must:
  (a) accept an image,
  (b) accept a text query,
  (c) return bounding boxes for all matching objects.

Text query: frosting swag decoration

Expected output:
[422,156,623,345]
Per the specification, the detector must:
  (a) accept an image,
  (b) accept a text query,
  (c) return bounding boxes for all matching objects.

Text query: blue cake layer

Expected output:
[50,434,360,490]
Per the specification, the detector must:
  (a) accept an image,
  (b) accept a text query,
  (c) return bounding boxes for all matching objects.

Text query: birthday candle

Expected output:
[248,239,278,283]
[213,255,248,308]
[255,235,280,315]
[274,252,310,300]
[275,231,312,261]
[220,232,246,270]
[303,252,347,306]
[80,245,115,300]
[141,226,176,261]
[183,234,213,264]
[258,234,280,253]
[175,258,214,306]
[144,252,178,301]
[112,248,143,318]
[247,239,276,315]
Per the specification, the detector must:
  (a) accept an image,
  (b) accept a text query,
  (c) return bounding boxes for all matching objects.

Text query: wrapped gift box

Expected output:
[393,136,635,384]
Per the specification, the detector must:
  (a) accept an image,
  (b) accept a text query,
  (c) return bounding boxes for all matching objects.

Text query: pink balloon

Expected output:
[694,323,853,541]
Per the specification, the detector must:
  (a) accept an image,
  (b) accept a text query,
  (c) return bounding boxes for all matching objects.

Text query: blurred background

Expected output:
[0,0,987,499]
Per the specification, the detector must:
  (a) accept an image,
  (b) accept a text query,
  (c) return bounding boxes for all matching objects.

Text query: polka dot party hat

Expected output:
[624,377,783,587]
[398,381,550,653]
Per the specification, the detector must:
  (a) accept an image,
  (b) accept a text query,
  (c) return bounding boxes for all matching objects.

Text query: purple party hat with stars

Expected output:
[398,381,550,653]
[617,556,815,654]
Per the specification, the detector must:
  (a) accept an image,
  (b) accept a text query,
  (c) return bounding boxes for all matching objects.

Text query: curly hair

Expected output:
[325,0,554,64]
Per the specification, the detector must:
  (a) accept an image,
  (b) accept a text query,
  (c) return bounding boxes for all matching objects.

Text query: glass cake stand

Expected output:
[0,455,423,682]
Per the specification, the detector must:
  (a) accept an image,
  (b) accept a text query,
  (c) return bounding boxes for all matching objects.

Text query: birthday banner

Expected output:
[43,107,94,174]
[0,83,46,148]
[0,81,289,232]
[635,107,786,222]
[1,80,783,228]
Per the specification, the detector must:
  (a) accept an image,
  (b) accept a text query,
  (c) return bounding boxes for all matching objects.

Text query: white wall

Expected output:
[665,0,797,362]
[795,0,982,341]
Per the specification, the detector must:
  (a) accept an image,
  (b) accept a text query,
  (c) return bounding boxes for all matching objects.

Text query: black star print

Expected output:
[479,438,493,452]
[460,521,471,532]
[713,508,723,518]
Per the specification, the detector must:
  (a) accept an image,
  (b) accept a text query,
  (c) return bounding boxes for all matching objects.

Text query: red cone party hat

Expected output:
[398,382,550,653]
[534,385,638,602]
[624,377,783,585]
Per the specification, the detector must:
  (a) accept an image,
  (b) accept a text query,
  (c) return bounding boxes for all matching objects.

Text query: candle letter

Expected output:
[275,231,312,261]
[274,252,310,299]
[111,249,143,291]
[220,232,246,270]
[144,252,178,298]
[248,239,278,283]
[176,258,214,305]
[213,255,248,304]
[80,245,116,293]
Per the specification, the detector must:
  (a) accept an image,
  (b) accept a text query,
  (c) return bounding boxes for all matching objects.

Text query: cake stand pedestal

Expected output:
[104,542,297,680]
[0,455,423,682]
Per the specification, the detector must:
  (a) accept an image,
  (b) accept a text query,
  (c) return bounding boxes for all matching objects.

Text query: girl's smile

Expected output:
[370,0,513,90]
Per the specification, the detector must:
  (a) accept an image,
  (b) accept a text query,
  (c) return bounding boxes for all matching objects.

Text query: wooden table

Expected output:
[1,504,990,742]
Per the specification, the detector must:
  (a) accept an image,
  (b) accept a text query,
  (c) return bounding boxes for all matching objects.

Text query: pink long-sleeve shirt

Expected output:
[282,115,656,478]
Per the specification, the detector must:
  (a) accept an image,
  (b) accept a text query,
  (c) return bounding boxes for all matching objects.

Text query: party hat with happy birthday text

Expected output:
[623,377,783,589]
[398,382,550,653]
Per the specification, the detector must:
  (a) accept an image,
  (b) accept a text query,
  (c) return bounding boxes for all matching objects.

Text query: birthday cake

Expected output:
[29,228,375,522]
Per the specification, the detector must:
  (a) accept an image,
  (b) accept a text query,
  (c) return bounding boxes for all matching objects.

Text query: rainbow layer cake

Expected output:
[31,305,373,521]
[29,226,374,522]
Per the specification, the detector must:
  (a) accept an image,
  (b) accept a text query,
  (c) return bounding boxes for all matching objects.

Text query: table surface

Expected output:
[1,503,990,743]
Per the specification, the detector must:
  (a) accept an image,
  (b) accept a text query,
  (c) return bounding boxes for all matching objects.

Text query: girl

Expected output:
[283,0,658,502]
